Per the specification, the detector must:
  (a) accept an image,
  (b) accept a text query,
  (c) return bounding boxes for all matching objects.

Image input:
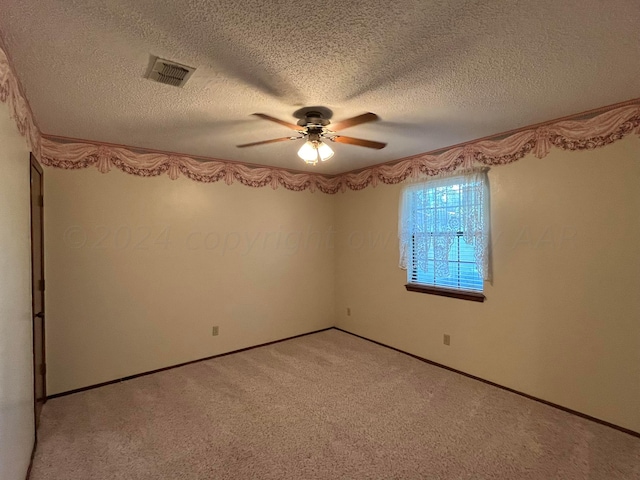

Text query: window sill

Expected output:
[405,283,486,302]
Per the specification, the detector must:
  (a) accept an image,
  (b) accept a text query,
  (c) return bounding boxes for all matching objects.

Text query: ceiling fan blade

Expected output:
[332,136,386,150]
[237,137,298,148]
[252,113,305,131]
[330,112,379,131]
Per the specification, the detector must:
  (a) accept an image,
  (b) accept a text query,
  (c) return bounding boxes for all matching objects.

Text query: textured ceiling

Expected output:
[1,0,639,174]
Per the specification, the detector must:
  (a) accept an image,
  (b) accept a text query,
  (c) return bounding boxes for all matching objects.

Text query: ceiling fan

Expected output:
[237,111,386,165]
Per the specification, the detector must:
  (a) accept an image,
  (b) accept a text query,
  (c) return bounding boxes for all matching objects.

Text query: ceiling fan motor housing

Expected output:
[300,111,330,127]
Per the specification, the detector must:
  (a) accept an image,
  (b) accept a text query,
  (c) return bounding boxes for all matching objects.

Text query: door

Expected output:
[30,154,46,428]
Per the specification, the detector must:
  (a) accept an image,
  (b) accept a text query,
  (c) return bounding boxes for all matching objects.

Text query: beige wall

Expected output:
[335,135,640,432]
[0,102,35,479]
[44,169,335,394]
[44,135,640,432]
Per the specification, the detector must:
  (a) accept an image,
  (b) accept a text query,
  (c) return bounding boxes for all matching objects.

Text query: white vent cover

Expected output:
[146,57,195,88]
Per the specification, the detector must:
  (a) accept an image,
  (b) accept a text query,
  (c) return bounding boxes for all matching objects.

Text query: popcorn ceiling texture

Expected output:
[1,0,640,174]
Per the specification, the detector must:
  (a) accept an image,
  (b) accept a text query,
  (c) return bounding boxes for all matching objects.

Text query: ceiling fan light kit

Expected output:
[297,139,334,165]
[237,110,386,166]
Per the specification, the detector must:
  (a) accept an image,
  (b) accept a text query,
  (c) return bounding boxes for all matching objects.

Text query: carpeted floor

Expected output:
[31,329,640,479]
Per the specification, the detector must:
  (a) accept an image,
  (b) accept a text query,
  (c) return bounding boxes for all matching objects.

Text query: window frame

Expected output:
[401,174,488,302]
[404,283,486,302]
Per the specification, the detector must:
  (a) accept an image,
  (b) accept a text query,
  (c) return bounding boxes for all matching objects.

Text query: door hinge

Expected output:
[40,363,46,375]
[39,279,45,291]
[39,195,44,207]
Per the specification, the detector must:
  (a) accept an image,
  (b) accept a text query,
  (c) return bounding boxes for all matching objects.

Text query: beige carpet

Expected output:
[31,329,640,479]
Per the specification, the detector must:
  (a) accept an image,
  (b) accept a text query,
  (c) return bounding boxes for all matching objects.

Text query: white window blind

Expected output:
[399,170,491,293]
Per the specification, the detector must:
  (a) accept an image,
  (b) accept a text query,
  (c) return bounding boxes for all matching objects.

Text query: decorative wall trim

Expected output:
[40,138,343,194]
[41,102,640,193]
[2,40,639,195]
[0,38,41,158]
[339,103,640,191]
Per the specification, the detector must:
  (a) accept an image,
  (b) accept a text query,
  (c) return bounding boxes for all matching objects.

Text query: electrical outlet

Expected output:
[443,334,450,346]
[347,308,351,316]
[212,326,219,336]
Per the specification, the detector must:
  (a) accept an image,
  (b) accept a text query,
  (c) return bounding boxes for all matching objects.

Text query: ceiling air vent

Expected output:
[146,56,195,88]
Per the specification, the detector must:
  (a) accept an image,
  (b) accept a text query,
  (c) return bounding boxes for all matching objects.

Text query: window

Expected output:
[399,170,490,301]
